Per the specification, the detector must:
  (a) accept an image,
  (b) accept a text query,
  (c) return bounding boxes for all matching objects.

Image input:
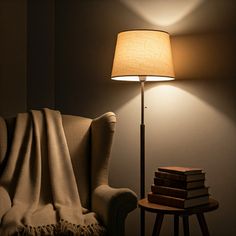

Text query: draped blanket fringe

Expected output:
[17,219,105,236]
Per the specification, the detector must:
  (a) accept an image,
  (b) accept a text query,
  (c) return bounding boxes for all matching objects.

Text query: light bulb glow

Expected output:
[111,30,175,82]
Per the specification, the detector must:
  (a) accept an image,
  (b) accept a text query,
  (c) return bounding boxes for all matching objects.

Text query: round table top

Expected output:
[138,198,219,215]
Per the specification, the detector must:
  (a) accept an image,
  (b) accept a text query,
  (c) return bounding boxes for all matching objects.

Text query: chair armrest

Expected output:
[91,112,116,189]
[91,113,137,235]
[92,184,137,236]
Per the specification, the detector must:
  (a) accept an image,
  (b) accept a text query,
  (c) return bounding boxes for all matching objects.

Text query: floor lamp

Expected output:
[111,30,175,236]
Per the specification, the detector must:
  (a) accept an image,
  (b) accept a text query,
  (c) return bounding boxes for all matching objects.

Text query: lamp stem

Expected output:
[140,79,145,236]
[141,81,145,125]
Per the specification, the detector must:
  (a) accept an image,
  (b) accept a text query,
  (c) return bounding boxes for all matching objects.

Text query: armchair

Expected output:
[0,112,137,236]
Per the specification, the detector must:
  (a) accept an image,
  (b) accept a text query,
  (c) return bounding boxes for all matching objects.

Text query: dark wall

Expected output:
[0,0,55,117]
[0,0,27,117]
[27,0,55,110]
[55,0,147,118]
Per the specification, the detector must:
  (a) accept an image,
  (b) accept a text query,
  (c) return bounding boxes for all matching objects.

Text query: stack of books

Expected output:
[148,166,209,208]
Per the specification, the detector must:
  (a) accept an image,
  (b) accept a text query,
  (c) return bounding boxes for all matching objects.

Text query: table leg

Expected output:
[141,208,145,236]
[197,213,210,236]
[152,213,164,236]
[182,215,190,236]
[174,215,179,236]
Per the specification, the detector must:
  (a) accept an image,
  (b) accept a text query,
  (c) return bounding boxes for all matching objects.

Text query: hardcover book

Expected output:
[154,177,205,189]
[148,192,209,208]
[151,185,209,199]
[157,166,202,175]
[155,171,205,182]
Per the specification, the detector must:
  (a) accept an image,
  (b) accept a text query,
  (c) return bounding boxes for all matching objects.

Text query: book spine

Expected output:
[154,177,204,189]
[148,193,209,208]
[155,171,205,182]
[155,171,187,181]
[151,185,187,198]
[151,185,209,199]
[157,167,202,175]
[148,193,184,208]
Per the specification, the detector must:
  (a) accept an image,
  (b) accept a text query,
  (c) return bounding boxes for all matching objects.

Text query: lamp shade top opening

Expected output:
[111,30,175,82]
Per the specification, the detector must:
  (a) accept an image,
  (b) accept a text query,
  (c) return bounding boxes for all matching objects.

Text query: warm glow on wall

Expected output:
[120,0,204,27]
[111,30,175,81]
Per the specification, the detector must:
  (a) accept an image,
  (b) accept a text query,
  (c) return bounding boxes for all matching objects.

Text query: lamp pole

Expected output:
[140,76,146,236]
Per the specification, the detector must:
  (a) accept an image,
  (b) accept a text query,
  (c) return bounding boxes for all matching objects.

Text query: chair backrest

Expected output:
[62,114,92,208]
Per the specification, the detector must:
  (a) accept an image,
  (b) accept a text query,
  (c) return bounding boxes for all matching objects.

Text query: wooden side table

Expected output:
[138,198,219,236]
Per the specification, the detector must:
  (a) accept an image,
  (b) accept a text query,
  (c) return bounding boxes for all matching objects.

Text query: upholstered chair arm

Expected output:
[91,112,137,235]
[91,112,116,189]
[92,184,137,236]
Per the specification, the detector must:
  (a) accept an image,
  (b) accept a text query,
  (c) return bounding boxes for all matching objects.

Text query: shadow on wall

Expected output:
[55,0,148,118]
[0,0,27,117]
[172,33,236,80]
[167,32,236,125]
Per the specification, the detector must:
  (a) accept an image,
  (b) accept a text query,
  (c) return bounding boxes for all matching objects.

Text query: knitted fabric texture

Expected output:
[0,109,105,235]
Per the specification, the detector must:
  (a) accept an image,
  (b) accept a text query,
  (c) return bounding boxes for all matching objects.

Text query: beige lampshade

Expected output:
[111,30,175,81]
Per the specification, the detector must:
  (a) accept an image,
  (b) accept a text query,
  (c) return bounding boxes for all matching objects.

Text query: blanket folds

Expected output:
[0,109,105,236]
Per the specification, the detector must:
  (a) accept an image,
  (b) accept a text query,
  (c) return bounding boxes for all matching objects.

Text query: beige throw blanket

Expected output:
[0,109,105,235]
